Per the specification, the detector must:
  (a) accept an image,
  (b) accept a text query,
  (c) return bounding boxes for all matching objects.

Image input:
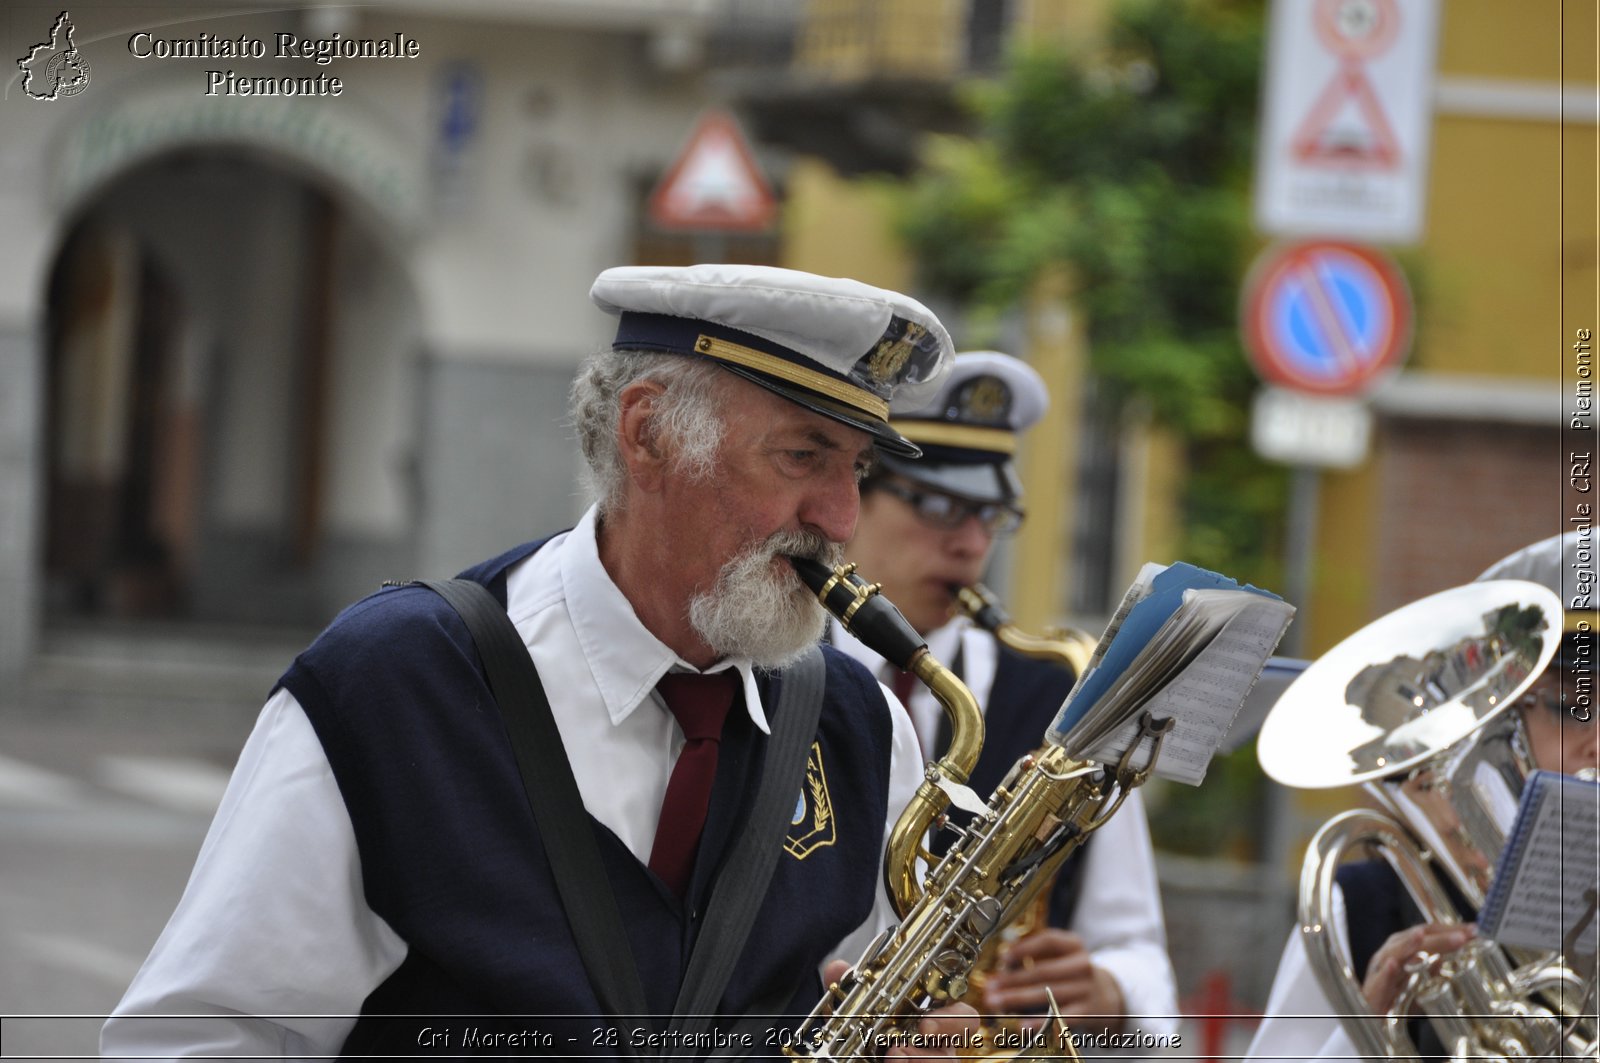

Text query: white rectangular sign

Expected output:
[1254,0,1440,244]
[1251,386,1373,468]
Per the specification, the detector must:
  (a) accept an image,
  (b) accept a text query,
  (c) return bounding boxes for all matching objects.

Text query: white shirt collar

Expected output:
[553,506,771,734]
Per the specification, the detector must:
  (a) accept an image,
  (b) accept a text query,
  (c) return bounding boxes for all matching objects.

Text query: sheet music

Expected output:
[1045,562,1296,786]
[1481,771,1600,956]
[1061,562,1165,703]
[1075,596,1296,785]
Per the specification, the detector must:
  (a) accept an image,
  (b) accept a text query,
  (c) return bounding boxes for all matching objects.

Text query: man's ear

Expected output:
[617,379,669,492]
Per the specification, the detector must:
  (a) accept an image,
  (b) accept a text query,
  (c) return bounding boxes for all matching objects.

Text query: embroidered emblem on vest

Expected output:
[784,741,836,859]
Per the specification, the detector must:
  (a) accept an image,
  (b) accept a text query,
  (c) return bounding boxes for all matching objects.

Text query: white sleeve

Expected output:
[1243,887,1360,1062]
[824,679,924,969]
[101,689,408,1061]
[1069,788,1181,1038]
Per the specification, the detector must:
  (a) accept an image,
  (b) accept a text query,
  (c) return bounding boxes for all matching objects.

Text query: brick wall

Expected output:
[1370,418,1568,616]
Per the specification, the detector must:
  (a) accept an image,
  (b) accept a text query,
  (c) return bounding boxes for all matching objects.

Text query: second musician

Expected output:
[833,350,1180,1042]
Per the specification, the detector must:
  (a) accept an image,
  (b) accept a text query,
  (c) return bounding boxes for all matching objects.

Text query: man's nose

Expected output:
[946,510,994,557]
[800,471,861,545]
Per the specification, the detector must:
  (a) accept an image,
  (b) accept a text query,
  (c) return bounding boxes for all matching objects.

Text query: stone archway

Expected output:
[41,145,423,628]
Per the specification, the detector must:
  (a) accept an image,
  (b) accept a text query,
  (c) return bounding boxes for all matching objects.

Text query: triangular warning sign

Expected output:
[1291,66,1402,170]
[648,110,777,233]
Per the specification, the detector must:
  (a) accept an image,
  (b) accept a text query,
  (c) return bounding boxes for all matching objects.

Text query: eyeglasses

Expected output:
[874,480,1024,536]
[1519,688,1568,713]
[1518,686,1592,723]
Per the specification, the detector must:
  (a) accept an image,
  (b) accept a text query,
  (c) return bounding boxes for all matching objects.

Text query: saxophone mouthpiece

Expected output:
[956,583,1010,633]
[788,555,837,596]
[789,557,927,671]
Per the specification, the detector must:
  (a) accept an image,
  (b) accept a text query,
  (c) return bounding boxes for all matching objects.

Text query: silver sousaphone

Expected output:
[1258,579,1597,1062]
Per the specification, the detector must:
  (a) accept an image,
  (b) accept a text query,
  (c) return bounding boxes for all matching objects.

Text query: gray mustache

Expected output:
[762,530,841,568]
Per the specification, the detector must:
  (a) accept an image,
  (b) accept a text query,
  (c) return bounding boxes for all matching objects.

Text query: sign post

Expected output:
[1249,0,1433,873]
[1255,0,1439,244]
[1240,238,1415,655]
[648,109,777,236]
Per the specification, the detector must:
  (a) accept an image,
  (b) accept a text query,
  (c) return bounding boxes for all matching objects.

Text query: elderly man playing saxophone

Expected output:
[103,264,983,1060]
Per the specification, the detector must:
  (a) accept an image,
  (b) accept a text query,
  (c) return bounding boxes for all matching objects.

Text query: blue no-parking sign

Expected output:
[1241,240,1412,396]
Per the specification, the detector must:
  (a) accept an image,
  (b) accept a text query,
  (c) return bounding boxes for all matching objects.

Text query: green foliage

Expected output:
[1144,744,1268,859]
[898,0,1288,859]
[898,0,1286,587]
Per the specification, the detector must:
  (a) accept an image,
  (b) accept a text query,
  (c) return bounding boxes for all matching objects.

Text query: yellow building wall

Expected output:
[1421,119,1566,377]
[795,0,964,79]
[1312,0,1597,651]
[1437,0,1563,81]
[782,158,914,292]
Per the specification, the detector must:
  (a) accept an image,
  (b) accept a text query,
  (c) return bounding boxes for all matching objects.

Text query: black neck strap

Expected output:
[418,579,827,1054]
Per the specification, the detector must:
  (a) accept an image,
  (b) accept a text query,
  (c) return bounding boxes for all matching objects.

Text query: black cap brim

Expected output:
[718,363,922,458]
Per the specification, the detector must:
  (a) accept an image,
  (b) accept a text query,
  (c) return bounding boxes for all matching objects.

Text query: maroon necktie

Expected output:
[889,668,918,710]
[889,668,928,757]
[649,671,739,897]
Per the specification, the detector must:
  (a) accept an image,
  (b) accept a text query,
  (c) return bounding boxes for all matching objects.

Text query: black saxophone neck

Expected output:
[790,557,926,671]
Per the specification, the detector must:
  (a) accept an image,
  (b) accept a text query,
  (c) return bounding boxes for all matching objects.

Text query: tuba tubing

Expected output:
[1299,808,1463,1063]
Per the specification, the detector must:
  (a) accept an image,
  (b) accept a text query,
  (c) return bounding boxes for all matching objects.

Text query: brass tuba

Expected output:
[1257,579,1597,1061]
[785,559,1170,1060]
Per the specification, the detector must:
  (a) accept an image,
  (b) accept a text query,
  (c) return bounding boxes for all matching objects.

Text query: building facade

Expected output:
[1,0,794,670]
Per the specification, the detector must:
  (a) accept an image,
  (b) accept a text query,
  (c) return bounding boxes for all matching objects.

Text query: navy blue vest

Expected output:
[277,539,894,1058]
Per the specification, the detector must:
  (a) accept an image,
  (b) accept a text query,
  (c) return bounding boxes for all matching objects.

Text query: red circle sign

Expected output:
[1313,0,1400,60]
[1241,241,1412,397]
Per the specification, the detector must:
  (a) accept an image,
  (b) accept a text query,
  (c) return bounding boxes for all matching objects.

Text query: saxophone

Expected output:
[786,560,1171,1060]
[954,583,1098,678]
[952,583,1102,1022]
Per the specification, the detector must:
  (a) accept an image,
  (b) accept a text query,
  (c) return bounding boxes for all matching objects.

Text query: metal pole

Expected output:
[1282,464,1319,657]
[1263,464,1320,883]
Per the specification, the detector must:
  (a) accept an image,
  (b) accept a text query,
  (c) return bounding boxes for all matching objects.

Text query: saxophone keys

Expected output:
[969,895,1003,934]
[927,951,971,1001]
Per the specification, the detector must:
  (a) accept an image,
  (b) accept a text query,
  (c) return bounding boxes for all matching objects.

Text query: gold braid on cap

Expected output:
[891,421,1016,455]
[694,335,889,421]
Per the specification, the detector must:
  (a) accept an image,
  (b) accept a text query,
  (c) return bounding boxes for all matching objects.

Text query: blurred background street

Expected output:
[0,628,295,1059]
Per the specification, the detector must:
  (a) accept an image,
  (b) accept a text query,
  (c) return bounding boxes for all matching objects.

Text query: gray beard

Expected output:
[688,529,842,670]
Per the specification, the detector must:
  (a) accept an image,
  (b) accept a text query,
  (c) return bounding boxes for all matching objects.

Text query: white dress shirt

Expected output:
[1244,888,1360,1062]
[103,507,922,1060]
[829,617,1182,1040]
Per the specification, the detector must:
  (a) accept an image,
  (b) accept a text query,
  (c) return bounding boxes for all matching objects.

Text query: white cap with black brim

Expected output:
[877,350,1048,505]
[590,264,954,457]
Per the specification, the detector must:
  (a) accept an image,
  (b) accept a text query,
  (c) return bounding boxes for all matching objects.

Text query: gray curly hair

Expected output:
[569,349,729,514]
